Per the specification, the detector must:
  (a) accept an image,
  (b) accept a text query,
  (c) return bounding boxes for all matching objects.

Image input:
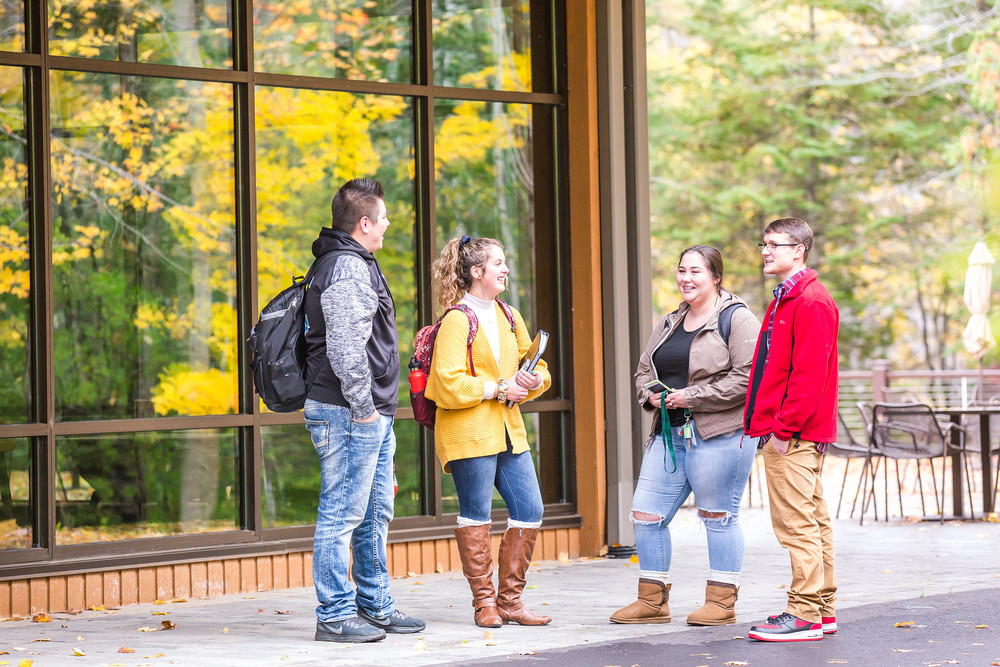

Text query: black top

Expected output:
[651,318,703,430]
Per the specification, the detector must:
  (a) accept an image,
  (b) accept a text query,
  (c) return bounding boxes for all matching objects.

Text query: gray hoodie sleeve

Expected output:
[320,255,378,420]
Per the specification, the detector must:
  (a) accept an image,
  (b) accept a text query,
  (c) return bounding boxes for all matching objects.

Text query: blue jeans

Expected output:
[449,446,544,524]
[304,399,396,623]
[631,423,755,578]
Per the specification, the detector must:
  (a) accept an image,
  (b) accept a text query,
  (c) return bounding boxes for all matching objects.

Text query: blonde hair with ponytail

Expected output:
[431,237,504,318]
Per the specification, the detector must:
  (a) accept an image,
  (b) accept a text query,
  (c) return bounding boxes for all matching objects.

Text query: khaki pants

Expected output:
[763,439,837,624]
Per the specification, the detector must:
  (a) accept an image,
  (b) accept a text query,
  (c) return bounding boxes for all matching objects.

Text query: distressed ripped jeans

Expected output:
[630,423,755,581]
[304,399,396,623]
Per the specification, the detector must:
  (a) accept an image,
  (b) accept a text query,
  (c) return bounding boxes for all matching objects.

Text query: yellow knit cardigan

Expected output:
[424,302,551,472]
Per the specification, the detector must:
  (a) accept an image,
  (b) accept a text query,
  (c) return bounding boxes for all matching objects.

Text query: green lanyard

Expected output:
[659,398,692,474]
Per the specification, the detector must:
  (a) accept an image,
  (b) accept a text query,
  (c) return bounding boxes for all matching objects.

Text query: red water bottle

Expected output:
[408,357,426,393]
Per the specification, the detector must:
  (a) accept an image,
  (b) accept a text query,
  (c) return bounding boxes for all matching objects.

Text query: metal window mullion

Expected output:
[24,0,56,555]
[233,0,261,534]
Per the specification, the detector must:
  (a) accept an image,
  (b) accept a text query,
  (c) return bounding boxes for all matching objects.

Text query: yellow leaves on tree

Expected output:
[434,101,528,181]
[151,366,236,416]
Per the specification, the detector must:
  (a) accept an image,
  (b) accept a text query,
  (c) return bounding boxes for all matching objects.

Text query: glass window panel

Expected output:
[0,0,23,52]
[434,100,535,322]
[433,0,531,91]
[261,424,316,527]
[262,419,424,527]
[49,73,236,421]
[255,87,422,516]
[391,419,422,517]
[55,429,238,544]
[0,66,29,425]
[253,1,411,82]
[0,438,31,549]
[254,88,416,407]
[48,0,231,68]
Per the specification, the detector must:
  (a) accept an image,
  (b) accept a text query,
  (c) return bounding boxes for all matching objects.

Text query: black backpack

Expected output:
[249,252,340,412]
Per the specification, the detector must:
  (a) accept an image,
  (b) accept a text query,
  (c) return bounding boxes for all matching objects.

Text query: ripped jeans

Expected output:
[630,422,755,581]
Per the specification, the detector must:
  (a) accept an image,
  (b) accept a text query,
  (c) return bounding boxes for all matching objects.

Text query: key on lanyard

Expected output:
[681,420,693,444]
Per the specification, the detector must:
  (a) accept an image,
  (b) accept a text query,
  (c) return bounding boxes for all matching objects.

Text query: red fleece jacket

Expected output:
[744,269,839,443]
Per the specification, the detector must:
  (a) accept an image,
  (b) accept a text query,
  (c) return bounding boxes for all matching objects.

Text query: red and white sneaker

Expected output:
[748,612,823,642]
[822,616,837,634]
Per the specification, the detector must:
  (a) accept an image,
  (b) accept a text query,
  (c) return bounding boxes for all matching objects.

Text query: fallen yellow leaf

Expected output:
[75,636,83,642]
[145,654,166,659]
[152,611,169,615]
[71,648,85,656]
[629,554,639,564]
[222,627,229,633]
[161,620,176,630]
[724,662,749,666]
[153,600,166,605]
[892,648,914,652]
[412,638,427,651]
[558,551,571,564]
[894,621,915,627]
[169,598,188,603]
[117,647,135,653]
[17,660,32,667]
[137,626,157,632]
[526,585,538,589]
[86,605,104,611]
[435,563,444,573]
[881,569,893,574]
[30,614,51,623]
[975,624,990,629]
[482,631,494,640]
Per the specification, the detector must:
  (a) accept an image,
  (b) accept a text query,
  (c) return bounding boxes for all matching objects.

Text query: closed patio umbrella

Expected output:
[962,241,996,398]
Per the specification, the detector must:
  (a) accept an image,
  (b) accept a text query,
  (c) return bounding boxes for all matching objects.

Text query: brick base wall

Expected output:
[0,527,581,619]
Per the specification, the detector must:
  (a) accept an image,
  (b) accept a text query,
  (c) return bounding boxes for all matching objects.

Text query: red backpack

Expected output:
[408,299,516,430]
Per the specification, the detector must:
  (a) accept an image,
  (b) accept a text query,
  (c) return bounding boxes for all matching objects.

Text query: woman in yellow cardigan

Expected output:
[425,235,552,628]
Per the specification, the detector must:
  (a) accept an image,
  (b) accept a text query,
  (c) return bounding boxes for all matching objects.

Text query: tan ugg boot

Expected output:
[496,527,551,625]
[609,578,671,624]
[686,581,738,626]
[454,525,503,628]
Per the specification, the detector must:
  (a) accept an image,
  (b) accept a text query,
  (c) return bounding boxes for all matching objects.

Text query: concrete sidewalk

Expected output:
[3,506,999,666]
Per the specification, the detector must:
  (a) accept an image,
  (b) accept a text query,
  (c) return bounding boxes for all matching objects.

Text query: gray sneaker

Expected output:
[357,607,427,634]
[315,616,387,643]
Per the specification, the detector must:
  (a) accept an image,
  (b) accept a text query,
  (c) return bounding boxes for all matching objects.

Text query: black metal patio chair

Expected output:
[871,402,974,521]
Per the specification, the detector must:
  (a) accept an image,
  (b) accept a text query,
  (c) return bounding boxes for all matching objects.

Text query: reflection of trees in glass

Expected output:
[50,72,237,420]
[253,88,423,519]
[0,66,27,425]
[55,430,237,544]
[48,0,231,67]
[434,100,534,317]
[0,0,23,51]
[433,0,531,91]
[253,0,411,81]
[0,438,30,549]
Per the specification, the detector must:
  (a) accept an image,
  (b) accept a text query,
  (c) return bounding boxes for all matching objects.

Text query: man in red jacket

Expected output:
[743,218,839,643]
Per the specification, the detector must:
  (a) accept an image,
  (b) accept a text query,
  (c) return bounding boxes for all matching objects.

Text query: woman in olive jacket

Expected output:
[425,235,552,629]
[610,245,761,627]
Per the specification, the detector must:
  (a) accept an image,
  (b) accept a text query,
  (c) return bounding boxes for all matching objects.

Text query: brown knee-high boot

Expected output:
[496,527,551,625]
[454,525,503,628]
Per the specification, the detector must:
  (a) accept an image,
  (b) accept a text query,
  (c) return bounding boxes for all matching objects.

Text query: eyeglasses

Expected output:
[757,242,801,252]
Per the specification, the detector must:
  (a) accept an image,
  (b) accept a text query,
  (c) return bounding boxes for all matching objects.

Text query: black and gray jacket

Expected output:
[304,227,399,418]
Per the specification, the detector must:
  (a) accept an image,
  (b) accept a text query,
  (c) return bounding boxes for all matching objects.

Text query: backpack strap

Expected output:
[443,304,480,377]
[495,298,516,332]
[717,302,746,346]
